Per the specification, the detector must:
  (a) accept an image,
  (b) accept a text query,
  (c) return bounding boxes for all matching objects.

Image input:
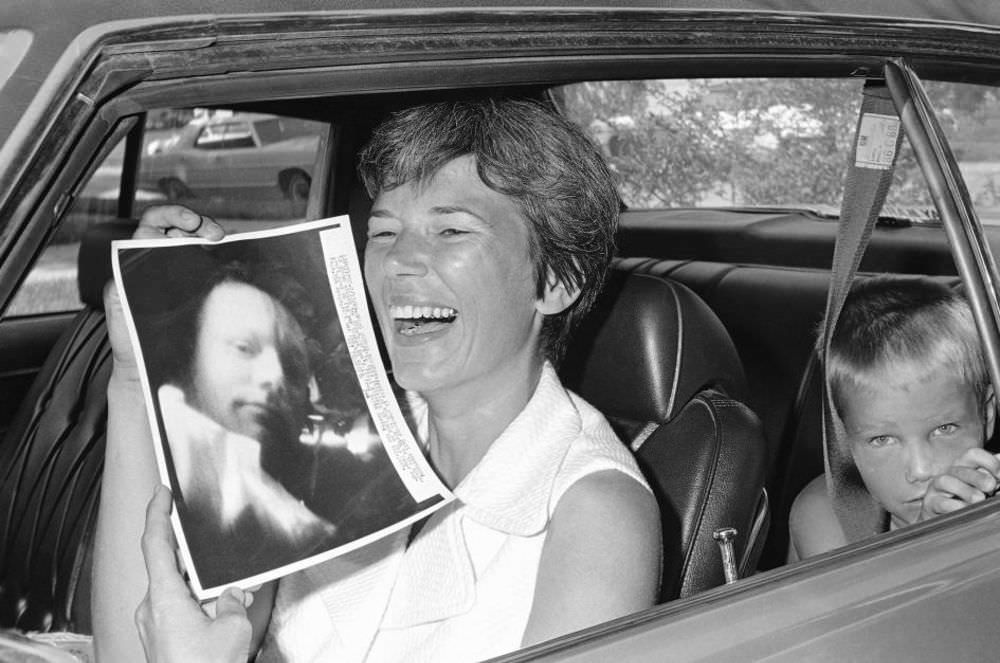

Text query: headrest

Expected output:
[77,220,136,309]
[562,269,747,424]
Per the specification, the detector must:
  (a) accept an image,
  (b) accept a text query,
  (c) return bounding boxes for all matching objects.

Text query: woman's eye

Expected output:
[366,219,398,240]
[440,227,468,237]
[935,423,959,435]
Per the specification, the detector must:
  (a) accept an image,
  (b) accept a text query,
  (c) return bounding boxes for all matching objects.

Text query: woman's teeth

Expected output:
[390,305,457,320]
[391,305,458,336]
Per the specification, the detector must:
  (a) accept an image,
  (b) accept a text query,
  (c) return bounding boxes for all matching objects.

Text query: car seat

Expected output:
[560,266,770,601]
[0,220,133,632]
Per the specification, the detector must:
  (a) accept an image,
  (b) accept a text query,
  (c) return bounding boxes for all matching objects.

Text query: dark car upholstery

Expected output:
[615,256,963,567]
[561,268,769,600]
[0,221,133,632]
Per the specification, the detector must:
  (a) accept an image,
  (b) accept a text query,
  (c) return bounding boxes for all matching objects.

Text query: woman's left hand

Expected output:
[135,485,253,663]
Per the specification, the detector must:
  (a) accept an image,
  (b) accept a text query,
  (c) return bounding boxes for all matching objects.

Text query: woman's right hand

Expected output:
[104,205,225,374]
[132,204,225,242]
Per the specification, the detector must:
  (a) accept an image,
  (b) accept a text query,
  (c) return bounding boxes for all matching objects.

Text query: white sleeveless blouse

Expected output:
[258,363,649,663]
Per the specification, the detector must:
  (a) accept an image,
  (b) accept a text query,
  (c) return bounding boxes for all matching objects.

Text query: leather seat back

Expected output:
[561,268,769,601]
[0,221,132,632]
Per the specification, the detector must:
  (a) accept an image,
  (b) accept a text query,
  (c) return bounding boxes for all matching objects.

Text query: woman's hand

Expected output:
[133,204,225,241]
[105,205,225,375]
[135,485,253,663]
[921,448,1000,520]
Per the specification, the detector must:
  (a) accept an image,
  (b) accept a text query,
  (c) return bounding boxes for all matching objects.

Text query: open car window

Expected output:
[555,78,1000,226]
[4,108,328,318]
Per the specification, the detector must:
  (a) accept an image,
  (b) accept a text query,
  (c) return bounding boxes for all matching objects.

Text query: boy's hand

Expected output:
[920,448,1000,520]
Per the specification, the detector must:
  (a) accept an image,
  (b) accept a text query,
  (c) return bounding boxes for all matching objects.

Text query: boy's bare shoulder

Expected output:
[788,474,848,561]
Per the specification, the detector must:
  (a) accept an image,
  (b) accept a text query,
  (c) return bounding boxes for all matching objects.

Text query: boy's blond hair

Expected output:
[827,275,989,422]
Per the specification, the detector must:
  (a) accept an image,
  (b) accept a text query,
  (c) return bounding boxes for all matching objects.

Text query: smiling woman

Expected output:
[91,98,662,663]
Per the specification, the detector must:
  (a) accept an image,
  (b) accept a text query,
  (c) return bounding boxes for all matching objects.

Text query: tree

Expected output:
[556,77,992,215]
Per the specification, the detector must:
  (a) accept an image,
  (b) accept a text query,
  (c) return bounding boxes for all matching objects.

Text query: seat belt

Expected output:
[821,78,904,543]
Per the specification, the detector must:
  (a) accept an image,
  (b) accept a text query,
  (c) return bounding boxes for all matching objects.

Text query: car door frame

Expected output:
[884,58,1000,393]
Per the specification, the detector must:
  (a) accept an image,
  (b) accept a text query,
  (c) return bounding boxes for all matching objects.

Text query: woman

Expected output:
[93,98,661,663]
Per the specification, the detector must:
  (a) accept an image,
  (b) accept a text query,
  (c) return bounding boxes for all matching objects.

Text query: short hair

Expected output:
[357,97,621,362]
[826,275,989,419]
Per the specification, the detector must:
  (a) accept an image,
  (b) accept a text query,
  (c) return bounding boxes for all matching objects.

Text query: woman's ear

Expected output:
[535,268,580,316]
[985,383,996,441]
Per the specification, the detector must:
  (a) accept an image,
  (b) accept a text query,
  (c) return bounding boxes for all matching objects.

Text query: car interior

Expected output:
[2,30,999,649]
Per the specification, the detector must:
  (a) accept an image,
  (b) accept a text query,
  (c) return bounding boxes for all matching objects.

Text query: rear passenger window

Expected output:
[5,108,328,318]
[555,78,1000,225]
[555,78,866,210]
[3,136,126,317]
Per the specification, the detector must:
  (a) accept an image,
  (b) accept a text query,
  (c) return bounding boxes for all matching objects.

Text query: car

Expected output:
[2,1,1000,661]
[136,111,322,209]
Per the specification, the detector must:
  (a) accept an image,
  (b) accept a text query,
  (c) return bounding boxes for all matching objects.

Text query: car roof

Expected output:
[6,0,1000,25]
[4,0,999,135]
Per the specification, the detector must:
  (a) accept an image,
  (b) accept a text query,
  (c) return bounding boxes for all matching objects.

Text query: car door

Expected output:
[494,58,1000,663]
[0,126,135,439]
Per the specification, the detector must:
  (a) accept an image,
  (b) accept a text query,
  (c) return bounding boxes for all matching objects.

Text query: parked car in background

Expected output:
[3,1,1000,661]
[138,111,323,210]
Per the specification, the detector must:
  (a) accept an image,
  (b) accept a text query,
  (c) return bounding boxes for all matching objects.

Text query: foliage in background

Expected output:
[556,78,997,214]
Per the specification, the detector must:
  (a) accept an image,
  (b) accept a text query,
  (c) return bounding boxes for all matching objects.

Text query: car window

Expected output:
[195,120,257,149]
[253,118,285,144]
[4,108,327,318]
[555,78,865,210]
[555,78,1000,226]
[3,132,128,317]
[138,109,325,228]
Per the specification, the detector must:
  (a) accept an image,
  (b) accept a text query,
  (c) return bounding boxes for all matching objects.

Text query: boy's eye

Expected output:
[868,435,894,447]
[935,423,959,435]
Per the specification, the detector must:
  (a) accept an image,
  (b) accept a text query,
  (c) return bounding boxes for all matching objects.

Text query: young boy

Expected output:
[789,275,999,561]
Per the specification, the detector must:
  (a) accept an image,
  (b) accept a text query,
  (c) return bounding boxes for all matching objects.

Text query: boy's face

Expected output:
[843,363,995,529]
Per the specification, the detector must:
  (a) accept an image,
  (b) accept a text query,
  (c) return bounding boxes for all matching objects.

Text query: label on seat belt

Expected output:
[854,113,901,170]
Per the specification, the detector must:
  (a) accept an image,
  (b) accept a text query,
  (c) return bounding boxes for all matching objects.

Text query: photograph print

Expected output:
[112,216,451,599]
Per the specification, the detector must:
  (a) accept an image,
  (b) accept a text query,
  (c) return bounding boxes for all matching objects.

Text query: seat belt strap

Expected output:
[821,79,903,543]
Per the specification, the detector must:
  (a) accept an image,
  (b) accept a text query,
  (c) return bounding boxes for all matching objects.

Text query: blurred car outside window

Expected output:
[137,110,325,227]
